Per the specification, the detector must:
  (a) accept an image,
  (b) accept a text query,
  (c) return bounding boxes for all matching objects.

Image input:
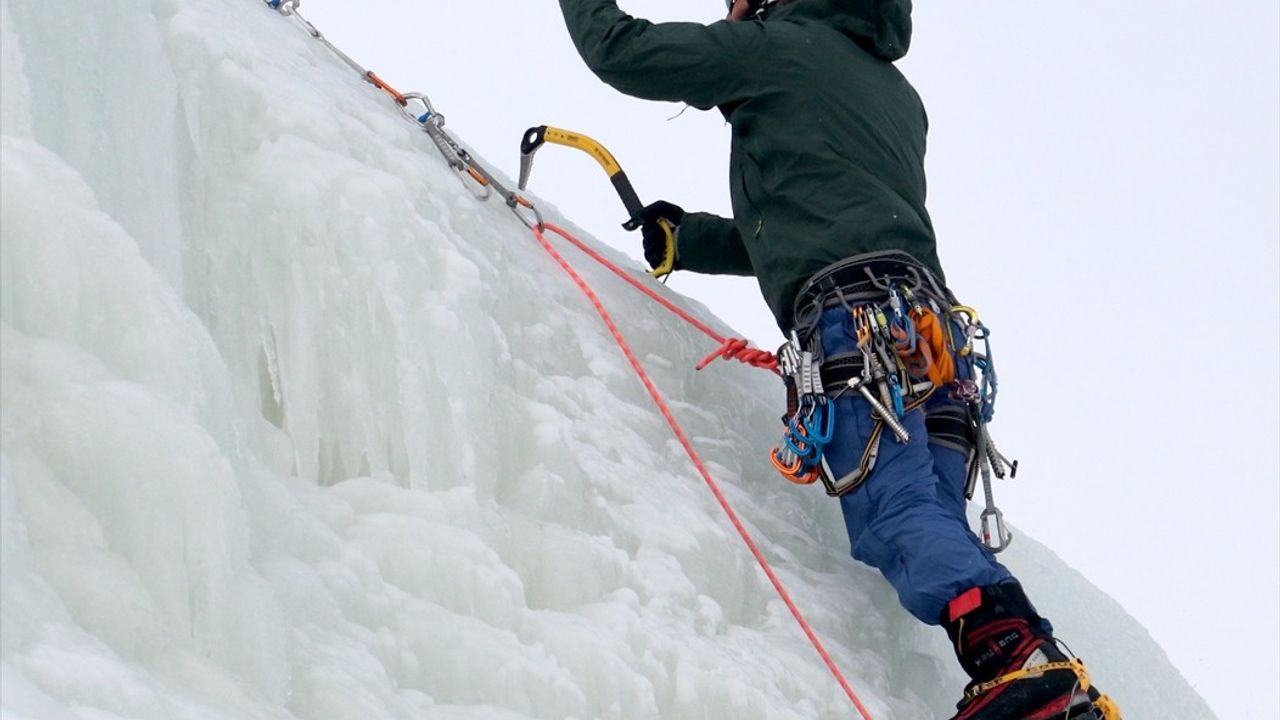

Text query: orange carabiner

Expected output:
[770,447,819,485]
[853,306,872,345]
[770,447,803,475]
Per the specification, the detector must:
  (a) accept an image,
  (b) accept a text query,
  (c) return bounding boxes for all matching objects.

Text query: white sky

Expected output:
[296,2,1279,717]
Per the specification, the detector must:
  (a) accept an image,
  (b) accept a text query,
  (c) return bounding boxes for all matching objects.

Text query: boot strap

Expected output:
[963,659,1123,719]
[964,659,1085,701]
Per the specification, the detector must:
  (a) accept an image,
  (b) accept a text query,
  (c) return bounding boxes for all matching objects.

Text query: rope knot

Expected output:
[697,337,779,373]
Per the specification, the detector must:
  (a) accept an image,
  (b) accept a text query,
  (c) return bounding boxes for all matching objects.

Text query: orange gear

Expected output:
[898,308,956,387]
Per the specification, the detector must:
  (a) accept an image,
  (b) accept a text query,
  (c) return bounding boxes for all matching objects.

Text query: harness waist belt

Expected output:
[792,250,953,331]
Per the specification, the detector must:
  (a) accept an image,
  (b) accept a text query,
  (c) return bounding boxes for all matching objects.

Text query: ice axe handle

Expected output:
[615,178,675,278]
[614,173,645,230]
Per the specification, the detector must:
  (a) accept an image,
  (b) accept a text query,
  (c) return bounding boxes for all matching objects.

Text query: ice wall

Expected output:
[0,1,1216,718]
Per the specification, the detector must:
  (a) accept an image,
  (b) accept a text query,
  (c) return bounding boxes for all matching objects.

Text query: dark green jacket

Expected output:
[559,0,940,332]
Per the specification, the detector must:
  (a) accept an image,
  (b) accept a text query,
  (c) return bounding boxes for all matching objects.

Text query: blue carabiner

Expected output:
[897,311,918,353]
[803,397,836,446]
[783,431,815,462]
[784,418,819,460]
[889,377,905,418]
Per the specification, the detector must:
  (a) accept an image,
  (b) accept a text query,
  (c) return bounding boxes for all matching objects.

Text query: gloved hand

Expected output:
[636,200,684,274]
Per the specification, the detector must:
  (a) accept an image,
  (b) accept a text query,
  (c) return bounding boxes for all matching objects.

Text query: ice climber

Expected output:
[556,1,1119,718]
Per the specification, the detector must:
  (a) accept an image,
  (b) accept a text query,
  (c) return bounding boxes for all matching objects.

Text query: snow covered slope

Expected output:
[0,1,1216,718]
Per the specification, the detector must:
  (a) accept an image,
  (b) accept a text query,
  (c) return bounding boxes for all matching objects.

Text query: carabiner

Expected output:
[891,311,917,354]
[457,166,493,200]
[888,377,905,418]
[772,443,820,484]
[399,92,440,128]
[770,446,806,478]
[802,398,836,446]
[509,194,545,230]
[979,506,1013,554]
[783,419,818,461]
[854,306,872,346]
[950,304,982,357]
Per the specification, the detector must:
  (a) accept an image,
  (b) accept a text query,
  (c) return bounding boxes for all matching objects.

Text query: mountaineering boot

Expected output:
[943,581,1121,720]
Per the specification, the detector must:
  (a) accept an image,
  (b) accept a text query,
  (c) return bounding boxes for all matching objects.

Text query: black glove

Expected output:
[636,200,684,273]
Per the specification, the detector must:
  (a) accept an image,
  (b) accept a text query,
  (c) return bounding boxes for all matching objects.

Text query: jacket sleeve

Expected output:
[676,211,755,276]
[558,0,760,109]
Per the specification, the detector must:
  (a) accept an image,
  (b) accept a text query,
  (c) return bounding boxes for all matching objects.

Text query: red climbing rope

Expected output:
[532,223,874,720]
[540,223,778,374]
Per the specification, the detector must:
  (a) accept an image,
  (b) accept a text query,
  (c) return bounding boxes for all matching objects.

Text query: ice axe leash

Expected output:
[519,126,677,279]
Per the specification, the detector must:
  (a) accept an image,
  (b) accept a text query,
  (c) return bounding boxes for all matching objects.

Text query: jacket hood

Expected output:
[766,0,913,61]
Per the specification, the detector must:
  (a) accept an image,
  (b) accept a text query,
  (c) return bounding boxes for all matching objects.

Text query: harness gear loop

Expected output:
[519,125,677,278]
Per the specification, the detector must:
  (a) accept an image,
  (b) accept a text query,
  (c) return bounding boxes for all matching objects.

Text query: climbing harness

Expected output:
[783,252,1018,552]
[519,126,678,279]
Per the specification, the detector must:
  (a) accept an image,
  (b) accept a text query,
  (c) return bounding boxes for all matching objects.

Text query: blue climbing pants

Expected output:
[815,307,1012,624]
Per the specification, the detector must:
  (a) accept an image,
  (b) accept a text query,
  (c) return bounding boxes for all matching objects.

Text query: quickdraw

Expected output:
[397,93,491,201]
[264,0,540,227]
[779,260,1020,547]
[396,97,542,227]
[771,332,835,486]
[947,306,1017,554]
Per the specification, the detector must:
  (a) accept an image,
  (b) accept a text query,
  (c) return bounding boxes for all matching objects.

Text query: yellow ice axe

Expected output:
[518,125,677,279]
